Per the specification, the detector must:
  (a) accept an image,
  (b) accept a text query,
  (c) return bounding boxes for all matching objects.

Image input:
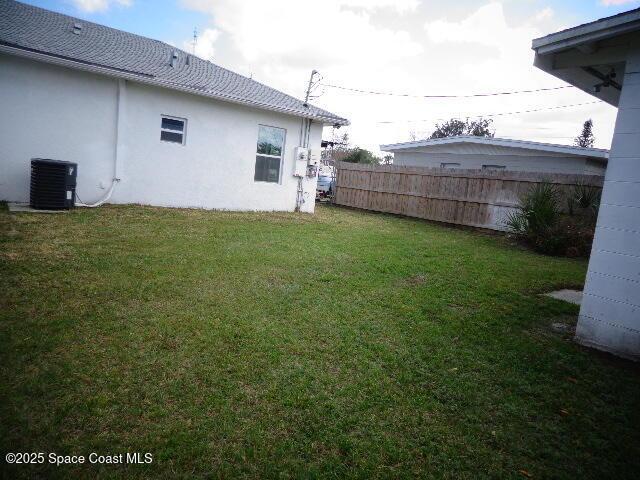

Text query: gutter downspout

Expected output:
[295,118,306,212]
[76,78,125,207]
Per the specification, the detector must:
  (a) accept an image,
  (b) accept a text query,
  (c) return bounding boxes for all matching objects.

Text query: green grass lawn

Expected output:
[1,203,639,479]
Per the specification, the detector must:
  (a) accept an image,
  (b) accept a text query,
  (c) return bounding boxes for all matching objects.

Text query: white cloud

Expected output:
[183,28,220,61]
[340,0,420,12]
[179,0,427,152]
[425,3,538,48]
[422,3,546,104]
[418,3,610,142]
[417,3,616,150]
[600,0,639,5]
[71,0,131,13]
[535,7,554,21]
[179,0,617,153]
[182,0,421,66]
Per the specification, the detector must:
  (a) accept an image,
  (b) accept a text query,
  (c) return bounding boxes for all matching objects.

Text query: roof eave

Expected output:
[380,136,609,160]
[0,43,349,126]
[532,9,640,55]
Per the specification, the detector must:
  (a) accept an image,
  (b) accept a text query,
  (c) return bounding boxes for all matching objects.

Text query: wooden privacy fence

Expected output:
[334,162,604,231]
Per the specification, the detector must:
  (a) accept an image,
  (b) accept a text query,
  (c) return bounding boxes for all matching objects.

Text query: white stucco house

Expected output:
[533,8,640,360]
[0,0,348,213]
[381,136,609,175]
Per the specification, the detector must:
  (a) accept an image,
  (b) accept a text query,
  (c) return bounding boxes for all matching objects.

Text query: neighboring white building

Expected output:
[0,1,348,213]
[381,136,608,175]
[533,8,640,360]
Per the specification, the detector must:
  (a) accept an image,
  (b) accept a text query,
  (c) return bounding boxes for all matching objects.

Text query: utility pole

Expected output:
[192,28,198,55]
[296,70,320,213]
[304,70,319,106]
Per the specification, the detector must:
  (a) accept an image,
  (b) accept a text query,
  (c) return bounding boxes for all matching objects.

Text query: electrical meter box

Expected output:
[308,149,321,167]
[293,147,309,177]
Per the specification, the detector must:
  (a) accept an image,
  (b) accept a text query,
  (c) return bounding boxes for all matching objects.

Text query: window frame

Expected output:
[254,124,286,184]
[482,164,506,170]
[160,115,187,146]
[440,162,461,169]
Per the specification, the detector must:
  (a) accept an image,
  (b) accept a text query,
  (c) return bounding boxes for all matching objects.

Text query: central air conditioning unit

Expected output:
[30,158,77,210]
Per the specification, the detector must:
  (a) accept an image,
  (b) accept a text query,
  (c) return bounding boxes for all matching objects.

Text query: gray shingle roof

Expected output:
[0,0,348,125]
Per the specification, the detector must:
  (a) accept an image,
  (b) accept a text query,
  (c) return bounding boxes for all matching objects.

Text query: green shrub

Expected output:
[506,182,597,257]
[506,183,560,253]
[567,182,601,220]
[341,148,382,165]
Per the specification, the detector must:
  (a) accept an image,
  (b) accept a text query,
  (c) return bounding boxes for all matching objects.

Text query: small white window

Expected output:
[441,162,461,169]
[160,115,186,145]
[254,125,286,183]
[482,164,506,170]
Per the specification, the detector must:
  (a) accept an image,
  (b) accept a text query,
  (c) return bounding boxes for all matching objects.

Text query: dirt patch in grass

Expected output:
[400,273,428,286]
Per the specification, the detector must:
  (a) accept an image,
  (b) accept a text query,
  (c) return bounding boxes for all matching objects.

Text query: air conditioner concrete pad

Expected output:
[544,289,583,305]
[8,203,67,214]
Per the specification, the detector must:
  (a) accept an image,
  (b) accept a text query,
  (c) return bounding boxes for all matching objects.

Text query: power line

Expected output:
[376,100,604,124]
[321,83,574,99]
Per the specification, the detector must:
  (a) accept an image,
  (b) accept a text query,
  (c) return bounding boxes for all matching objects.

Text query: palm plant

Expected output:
[506,182,561,237]
[506,181,600,257]
[567,182,602,220]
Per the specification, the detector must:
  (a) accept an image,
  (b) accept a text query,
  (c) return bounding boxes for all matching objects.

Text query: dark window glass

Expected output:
[254,155,280,183]
[161,130,183,143]
[256,126,285,156]
[161,117,184,132]
[254,126,284,183]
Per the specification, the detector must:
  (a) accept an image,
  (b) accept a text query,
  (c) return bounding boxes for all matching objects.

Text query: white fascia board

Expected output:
[532,9,640,55]
[0,44,349,127]
[380,136,609,159]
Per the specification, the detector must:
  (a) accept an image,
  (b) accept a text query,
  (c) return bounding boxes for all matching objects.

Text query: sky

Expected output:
[20,0,640,153]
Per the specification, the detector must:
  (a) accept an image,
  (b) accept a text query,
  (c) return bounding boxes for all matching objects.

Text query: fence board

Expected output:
[334,162,604,231]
